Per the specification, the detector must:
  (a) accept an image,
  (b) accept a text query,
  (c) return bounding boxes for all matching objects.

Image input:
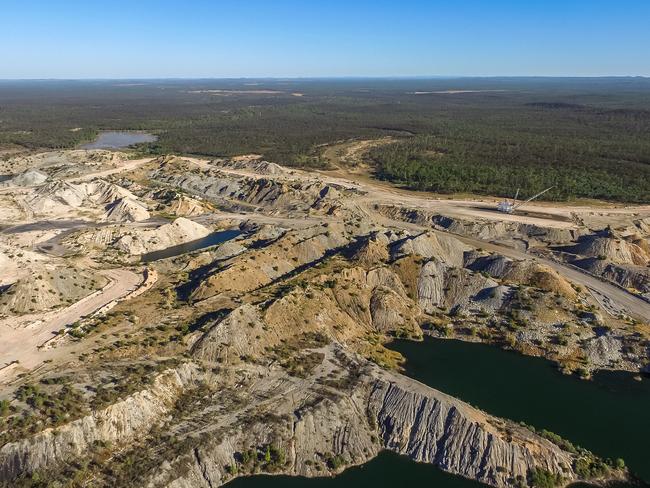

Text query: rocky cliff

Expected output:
[0,349,588,488]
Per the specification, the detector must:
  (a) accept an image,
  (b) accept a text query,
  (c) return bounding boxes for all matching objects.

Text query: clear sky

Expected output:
[2,0,649,79]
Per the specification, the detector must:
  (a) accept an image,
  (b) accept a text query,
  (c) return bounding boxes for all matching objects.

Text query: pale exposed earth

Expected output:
[1,149,649,384]
[0,146,649,487]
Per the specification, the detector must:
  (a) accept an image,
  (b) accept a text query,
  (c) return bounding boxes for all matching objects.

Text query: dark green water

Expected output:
[223,337,648,488]
[225,451,482,488]
[389,337,650,483]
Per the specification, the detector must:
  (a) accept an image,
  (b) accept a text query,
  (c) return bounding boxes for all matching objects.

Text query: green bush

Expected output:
[529,468,562,488]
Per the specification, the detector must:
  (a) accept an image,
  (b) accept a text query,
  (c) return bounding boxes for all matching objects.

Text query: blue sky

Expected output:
[2,0,649,78]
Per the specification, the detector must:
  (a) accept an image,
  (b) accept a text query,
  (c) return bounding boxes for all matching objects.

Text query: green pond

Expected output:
[389,337,650,484]
[225,337,649,487]
[225,451,483,488]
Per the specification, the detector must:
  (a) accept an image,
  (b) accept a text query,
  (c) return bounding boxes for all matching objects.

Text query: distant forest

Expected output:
[1,78,649,202]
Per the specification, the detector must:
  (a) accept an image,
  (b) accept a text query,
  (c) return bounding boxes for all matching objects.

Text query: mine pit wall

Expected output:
[0,359,592,488]
[164,369,578,488]
[0,363,201,482]
[376,204,579,245]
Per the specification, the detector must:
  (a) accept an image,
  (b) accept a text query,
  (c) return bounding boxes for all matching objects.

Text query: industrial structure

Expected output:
[497,186,554,214]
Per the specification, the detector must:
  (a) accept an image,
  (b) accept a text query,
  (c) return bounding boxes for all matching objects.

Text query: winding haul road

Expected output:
[0,268,142,374]
[196,155,650,321]
[452,234,650,320]
[308,165,650,321]
[358,197,650,321]
[369,207,650,320]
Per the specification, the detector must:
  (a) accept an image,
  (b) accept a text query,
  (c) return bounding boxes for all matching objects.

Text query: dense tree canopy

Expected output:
[1,78,649,202]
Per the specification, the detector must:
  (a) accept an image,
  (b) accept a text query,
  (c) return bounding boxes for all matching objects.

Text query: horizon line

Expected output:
[1,75,649,82]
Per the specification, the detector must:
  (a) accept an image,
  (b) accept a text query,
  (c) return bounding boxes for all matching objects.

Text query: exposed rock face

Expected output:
[560,232,649,266]
[192,303,265,359]
[28,180,87,212]
[21,178,143,221]
[370,286,418,332]
[215,158,288,176]
[554,229,650,294]
[377,203,650,297]
[191,224,350,299]
[151,162,360,217]
[391,232,469,266]
[167,365,578,488]
[368,372,575,487]
[465,253,515,277]
[575,258,650,295]
[417,259,447,313]
[350,233,390,265]
[465,252,577,299]
[0,344,583,488]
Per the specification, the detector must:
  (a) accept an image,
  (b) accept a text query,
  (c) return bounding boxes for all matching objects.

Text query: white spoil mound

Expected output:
[0,263,107,316]
[102,197,151,222]
[0,169,48,187]
[114,217,211,255]
[568,235,649,266]
[23,179,146,221]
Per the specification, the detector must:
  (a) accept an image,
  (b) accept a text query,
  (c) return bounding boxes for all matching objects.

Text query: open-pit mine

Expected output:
[0,149,648,488]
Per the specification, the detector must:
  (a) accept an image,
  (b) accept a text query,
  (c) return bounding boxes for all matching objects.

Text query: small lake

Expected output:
[140,229,241,263]
[389,337,650,484]
[79,131,157,150]
[224,451,482,488]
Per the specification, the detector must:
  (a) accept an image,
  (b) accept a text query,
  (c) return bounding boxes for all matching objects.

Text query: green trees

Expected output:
[0,399,9,417]
[529,468,563,488]
[2,79,649,203]
[574,456,610,479]
[370,129,650,203]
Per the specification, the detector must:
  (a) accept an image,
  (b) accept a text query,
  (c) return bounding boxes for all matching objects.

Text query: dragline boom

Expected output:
[512,186,554,210]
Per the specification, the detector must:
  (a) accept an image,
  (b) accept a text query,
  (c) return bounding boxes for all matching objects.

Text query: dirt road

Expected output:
[374,209,650,320]
[0,154,160,381]
[0,268,142,374]
[67,156,154,183]
[359,198,650,320]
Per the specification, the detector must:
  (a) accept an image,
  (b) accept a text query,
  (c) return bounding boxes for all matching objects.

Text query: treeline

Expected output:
[370,129,650,202]
[1,79,650,202]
